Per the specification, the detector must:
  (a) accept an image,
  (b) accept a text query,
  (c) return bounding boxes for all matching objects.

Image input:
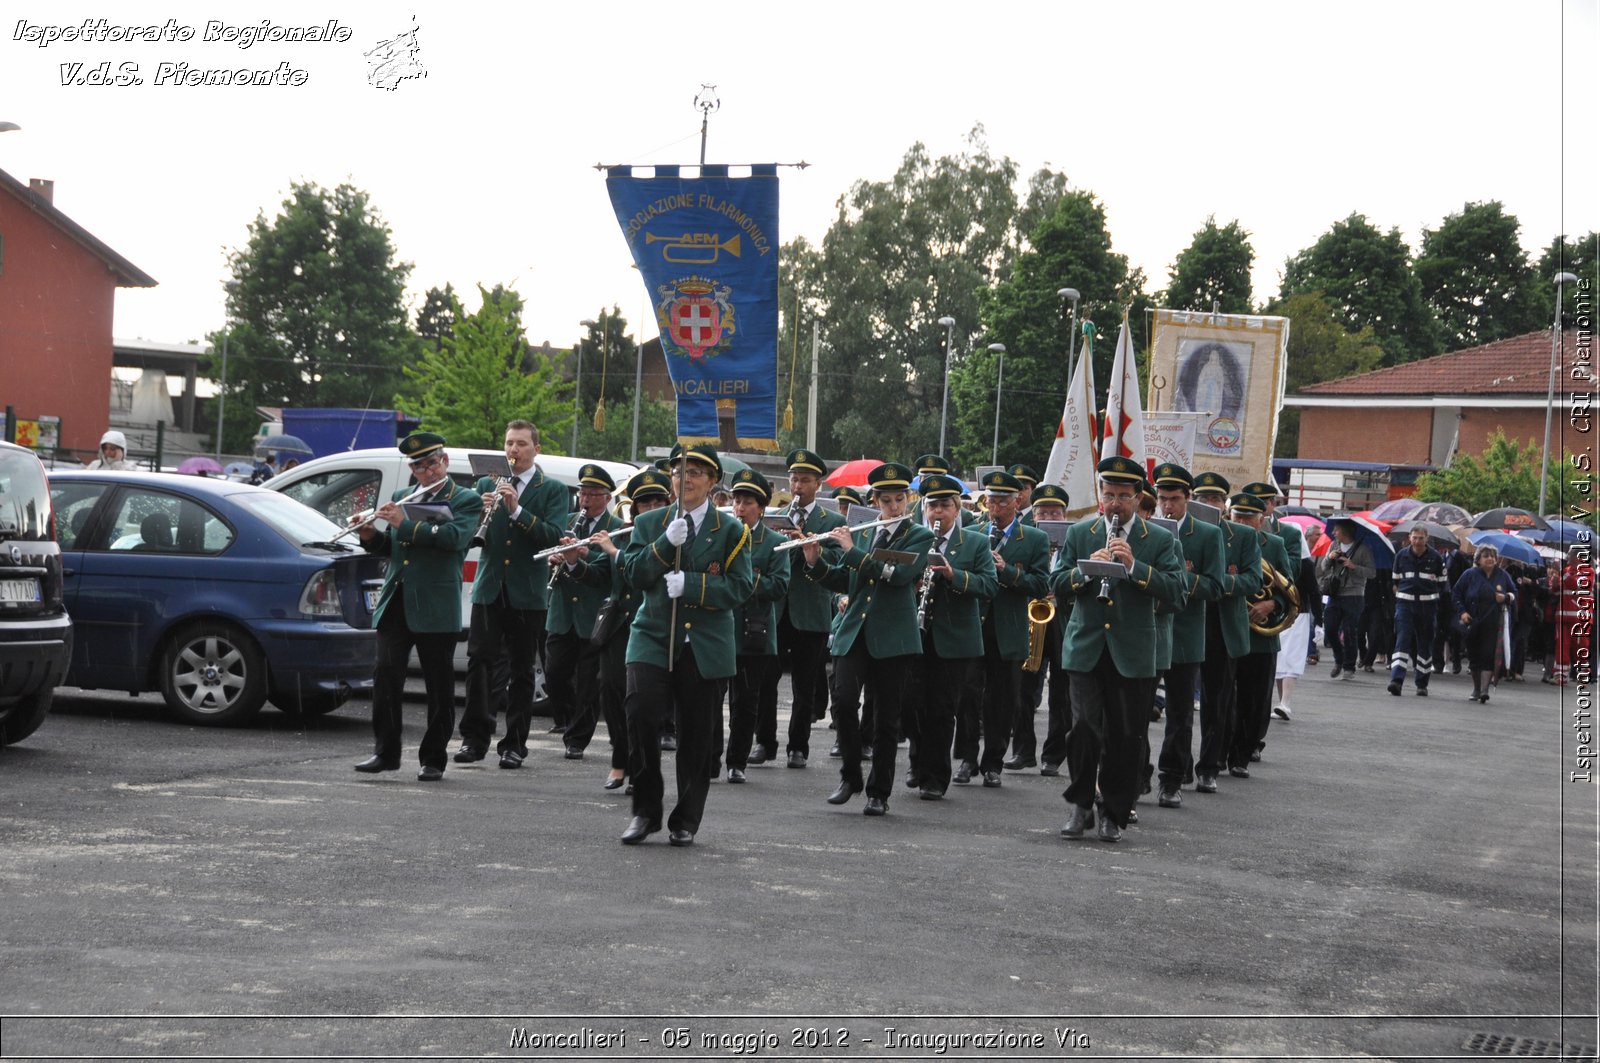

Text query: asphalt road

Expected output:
[2,663,1595,1062]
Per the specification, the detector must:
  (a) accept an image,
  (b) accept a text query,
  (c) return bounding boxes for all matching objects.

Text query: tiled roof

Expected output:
[1300,329,1585,396]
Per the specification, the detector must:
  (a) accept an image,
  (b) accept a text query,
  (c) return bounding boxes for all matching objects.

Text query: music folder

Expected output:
[1076,558,1129,581]
[467,453,513,478]
[762,514,800,533]
[1035,520,1074,548]
[1189,500,1223,525]
[402,502,454,524]
[869,548,918,566]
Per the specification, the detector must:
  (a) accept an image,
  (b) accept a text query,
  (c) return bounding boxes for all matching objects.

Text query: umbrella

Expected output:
[1468,530,1543,566]
[1326,513,1397,570]
[223,461,254,478]
[1471,506,1549,532]
[715,454,751,481]
[826,457,883,488]
[255,433,314,457]
[1371,497,1424,521]
[1279,513,1325,532]
[177,455,223,475]
[1389,519,1468,551]
[1277,504,1321,519]
[1410,502,1471,525]
[1528,517,1596,548]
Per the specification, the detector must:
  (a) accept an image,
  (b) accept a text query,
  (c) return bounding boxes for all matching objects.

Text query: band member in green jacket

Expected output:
[772,449,845,769]
[545,465,624,761]
[725,469,791,784]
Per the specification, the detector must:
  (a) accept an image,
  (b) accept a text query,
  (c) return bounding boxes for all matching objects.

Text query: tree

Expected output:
[1537,231,1598,328]
[415,283,457,352]
[209,182,418,452]
[1415,201,1544,351]
[1265,292,1386,456]
[1281,213,1440,366]
[572,391,678,464]
[398,285,572,450]
[1164,216,1254,315]
[1412,430,1552,514]
[573,307,639,423]
[947,188,1143,473]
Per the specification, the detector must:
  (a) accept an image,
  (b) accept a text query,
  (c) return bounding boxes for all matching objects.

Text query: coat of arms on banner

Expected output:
[657,276,736,362]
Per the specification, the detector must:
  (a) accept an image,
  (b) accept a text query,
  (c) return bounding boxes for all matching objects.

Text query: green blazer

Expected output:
[806,519,934,659]
[549,509,624,638]
[921,522,998,658]
[781,502,846,633]
[469,467,568,610]
[1168,513,1227,665]
[735,522,792,657]
[1049,513,1187,679]
[1270,515,1303,574]
[1251,530,1292,655]
[984,521,1052,661]
[1214,519,1265,658]
[365,480,483,635]
[622,502,754,679]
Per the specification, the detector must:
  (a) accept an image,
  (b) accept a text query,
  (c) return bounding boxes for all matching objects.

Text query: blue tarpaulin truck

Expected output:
[272,409,422,459]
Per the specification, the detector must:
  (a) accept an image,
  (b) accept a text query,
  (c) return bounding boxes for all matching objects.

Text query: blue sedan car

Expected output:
[48,471,383,725]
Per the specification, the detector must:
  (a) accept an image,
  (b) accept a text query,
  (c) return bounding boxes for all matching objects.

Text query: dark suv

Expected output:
[0,440,71,745]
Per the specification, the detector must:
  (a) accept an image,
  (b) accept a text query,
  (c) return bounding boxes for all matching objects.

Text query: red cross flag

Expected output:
[1099,312,1149,476]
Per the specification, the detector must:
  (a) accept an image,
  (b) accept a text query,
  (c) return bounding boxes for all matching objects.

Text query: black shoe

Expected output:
[953,761,974,785]
[747,744,770,765]
[452,745,487,763]
[1330,664,1343,678]
[417,765,444,782]
[1479,692,1490,703]
[354,755,399,773]
[828,742,842,758]
[1158,788,1181,808]
[919,787,943,801]
[863,796,888,816]
[1228,765,1250,779]
[826,781,861,805]
[1416,686,1429,696]
[1250,751,1261,762]
[668,829,695,847]
[727,768,746,784]
[1097,815,1122,842]
[498,751,524,770]
[1060,804,1094,838]
[564,746,584,760]
[602,774,626,790]
[904,772,919,788]
[620,816,660,845]
[659,734,677,751]
[1387,680,1402,696]
[1003,754,1036,770]
[1467,691,1482,702]
[982,771,1002,788]
[1039,762,1061,777]
[1195,773,1218,793]
[786,751,806,769]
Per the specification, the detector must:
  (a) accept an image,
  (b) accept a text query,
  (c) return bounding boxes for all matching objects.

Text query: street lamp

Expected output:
[988,342,1007,467]
[1539,271,1579,515]
[937,315,957,455]
[215,280,238,462]
[1057,287,1081,381]
[576,318,596,456]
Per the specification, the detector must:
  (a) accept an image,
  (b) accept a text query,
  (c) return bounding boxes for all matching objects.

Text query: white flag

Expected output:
[1099,313,1148,475]
[1043,331,1098,517]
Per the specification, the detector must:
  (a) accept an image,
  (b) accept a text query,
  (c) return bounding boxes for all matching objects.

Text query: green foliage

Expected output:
[574,307,639,414]
[1281,213,1440,366]
[1413,430,1544,513]
[399,285,572,450]
[1415,201,1544,351]
[416,283,456,352]
[570,390,677,463]
[208,182,418,453]
[1164,216,1254,315]
[1537,231,1599,327]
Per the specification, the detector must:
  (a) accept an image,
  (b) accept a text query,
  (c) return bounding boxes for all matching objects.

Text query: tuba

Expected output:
[1249,557,1301,636]
[1023,596,1056,673]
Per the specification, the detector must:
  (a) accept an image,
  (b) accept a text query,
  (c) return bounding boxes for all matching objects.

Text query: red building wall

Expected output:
[0,191,117,455]
[1298,405,1558,464]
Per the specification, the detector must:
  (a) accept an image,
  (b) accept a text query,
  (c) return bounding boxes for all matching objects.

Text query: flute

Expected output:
[336,482,440,539]
[772,516,905,552]
[532,525,634,561]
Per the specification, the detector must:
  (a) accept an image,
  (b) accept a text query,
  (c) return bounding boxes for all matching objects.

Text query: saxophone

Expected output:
[916,519,943,631]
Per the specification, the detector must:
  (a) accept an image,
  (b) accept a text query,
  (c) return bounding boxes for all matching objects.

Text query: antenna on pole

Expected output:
[695,84,720,166]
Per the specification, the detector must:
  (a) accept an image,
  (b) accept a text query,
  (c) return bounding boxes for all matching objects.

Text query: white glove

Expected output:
[666,517,689,546]
[664,571,686,599]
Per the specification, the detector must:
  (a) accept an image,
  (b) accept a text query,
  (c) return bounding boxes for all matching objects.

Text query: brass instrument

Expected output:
[1097,513,1124,604]
[1249,557,1302,636]
[469,476,514,549]
[1022,597,1057,673]
[916,519,943,631]
[772,516,905,552]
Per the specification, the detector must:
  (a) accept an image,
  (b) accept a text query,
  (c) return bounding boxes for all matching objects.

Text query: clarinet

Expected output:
[469,476,514,549]
[916,519,943,631]
[1097,513,1124,604]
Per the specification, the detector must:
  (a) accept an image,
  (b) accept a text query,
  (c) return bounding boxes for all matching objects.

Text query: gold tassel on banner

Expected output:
[593,310,610,433]
[783,398,794,432]
[593,398,606,432]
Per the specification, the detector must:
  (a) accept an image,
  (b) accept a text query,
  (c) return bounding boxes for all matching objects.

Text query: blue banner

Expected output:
[605,166,779,448]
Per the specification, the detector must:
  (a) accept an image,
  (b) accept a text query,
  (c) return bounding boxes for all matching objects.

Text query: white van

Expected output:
[266,447,638,645]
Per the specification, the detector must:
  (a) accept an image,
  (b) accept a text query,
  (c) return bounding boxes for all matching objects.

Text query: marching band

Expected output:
[351,425,1330,847]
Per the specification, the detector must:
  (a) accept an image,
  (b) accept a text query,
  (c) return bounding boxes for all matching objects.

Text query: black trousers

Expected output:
[545,627,602,751]
[1064,648,1155,829]
[624,647,722,834]
[1230,651,1276,769]
[597,628,630,772]
[1039,619,1071,766]
[905,632,973,795]
[830,642,911,801]
[1157,660,1202,790]
[782,620,830,756]
[1197,612,1239,776]
[371,591,457,770]
[460,596,543,756]
[756,635,783,754]
[727,654,774,771]
[961,618,1019,774]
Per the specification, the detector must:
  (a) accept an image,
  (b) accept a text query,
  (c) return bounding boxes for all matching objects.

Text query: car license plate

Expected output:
[364,589,381,611]
[0,578,40,604]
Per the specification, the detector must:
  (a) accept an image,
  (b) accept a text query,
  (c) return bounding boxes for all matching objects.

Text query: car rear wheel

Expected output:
[159,622,268,726]
[0,687,53,746]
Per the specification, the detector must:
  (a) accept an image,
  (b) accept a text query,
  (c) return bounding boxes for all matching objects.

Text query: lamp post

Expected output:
[1539,272,1579,515]
[937,315,956,455]
[214,281,238,462]
[1057,287,1081,381]
[988,342,1007,467]
[576,318,596,456]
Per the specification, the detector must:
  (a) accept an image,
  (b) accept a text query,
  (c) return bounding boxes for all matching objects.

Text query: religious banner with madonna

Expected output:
[1147,310,1289,486]
[605,165,780,448]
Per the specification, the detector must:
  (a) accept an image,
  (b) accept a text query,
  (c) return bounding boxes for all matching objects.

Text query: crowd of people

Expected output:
[346,422,1594,849]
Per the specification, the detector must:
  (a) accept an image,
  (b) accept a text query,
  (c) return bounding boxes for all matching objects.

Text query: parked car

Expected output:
[48,471,384,726]
[0,441,72,746]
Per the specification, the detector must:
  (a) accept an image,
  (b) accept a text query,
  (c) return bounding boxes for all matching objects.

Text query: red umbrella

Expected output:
[826,457,883,488]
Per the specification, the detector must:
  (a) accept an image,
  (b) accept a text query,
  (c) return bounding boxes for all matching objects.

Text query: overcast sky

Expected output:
[2,0,1594,358]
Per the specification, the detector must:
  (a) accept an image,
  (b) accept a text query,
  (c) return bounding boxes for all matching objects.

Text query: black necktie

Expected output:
[684,512,697,542]
[934,534,947,556]
[874,526,892,550]
[990,524,1004,549]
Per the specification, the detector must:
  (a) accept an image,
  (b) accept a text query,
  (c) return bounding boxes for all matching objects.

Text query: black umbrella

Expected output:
[255,433,314,457]
[1471,507,1550,532]
[1277,504,1322,519]
[1409,502,1470,525]
[1388,519,1468,551]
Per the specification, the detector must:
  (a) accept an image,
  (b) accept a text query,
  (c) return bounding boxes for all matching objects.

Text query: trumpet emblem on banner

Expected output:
[644,232,742,264]
[657,276,736,362]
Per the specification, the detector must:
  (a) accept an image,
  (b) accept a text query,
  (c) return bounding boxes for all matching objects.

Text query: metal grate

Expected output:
[1462,1031,1599,1060]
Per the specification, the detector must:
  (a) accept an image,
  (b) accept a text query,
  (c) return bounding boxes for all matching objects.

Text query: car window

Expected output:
[49,481,111,548]
[104,489,235,554]
[229,490,347,545]
[0,448,53,541]
[274,468,382,526]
